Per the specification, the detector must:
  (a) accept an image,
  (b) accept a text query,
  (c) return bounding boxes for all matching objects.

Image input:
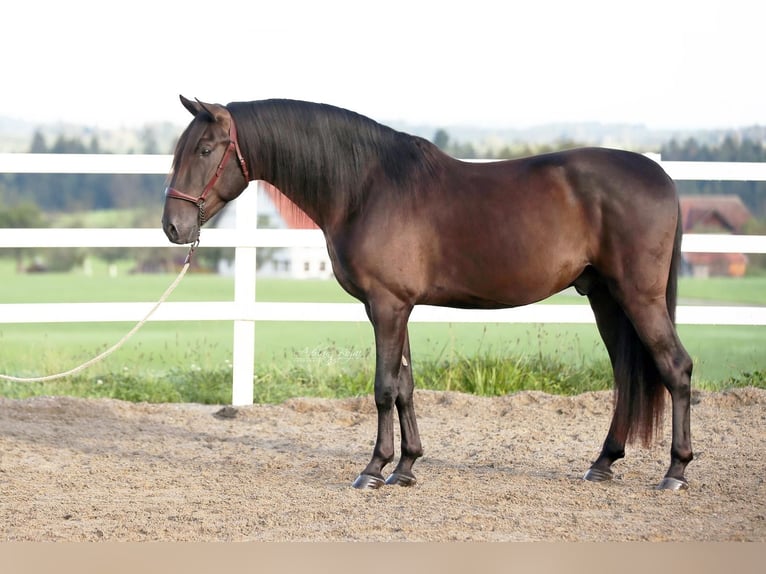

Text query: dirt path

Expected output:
[1,388,764,541]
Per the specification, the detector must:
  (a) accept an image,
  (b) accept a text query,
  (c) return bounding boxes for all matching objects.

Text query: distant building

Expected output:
[679,195,753,277]
[215,183,333,279]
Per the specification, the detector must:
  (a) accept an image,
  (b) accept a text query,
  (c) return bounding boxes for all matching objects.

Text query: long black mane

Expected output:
[227,99,442,223]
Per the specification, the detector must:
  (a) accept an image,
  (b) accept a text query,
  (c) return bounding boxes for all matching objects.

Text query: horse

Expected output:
[162,96,693,491]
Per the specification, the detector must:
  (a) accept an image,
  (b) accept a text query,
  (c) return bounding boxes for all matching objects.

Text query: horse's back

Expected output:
[473,147,680,263]
[467,147,676,207]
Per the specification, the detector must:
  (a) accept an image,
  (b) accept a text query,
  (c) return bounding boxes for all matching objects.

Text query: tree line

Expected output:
[660,136,766,218]
[0,131,170,272]
[0,130,166,216]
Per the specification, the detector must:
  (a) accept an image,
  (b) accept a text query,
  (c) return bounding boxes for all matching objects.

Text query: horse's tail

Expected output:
[610,204,681,446]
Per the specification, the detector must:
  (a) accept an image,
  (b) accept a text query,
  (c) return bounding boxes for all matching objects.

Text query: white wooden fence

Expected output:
[1,153,766,404]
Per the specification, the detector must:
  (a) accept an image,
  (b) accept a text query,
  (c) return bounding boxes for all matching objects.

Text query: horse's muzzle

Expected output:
[162,218,198,245]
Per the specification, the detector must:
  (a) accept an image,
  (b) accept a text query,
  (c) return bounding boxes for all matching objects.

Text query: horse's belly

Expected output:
[423,268,579,309]
[422,241,586,309]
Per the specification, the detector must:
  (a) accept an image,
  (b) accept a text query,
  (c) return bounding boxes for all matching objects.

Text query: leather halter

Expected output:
[164,113,250,224]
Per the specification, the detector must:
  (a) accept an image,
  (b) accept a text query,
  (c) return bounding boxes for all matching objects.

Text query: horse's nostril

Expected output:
[164,222,179,243]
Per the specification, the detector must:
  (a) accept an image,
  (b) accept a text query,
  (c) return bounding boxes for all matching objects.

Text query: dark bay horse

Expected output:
[162,96,693,491]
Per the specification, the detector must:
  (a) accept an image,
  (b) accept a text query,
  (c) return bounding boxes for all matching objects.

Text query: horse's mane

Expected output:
[227,99,442,221]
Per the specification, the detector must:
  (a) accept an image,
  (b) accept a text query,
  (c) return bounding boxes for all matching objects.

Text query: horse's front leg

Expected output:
[385,328,423,486]
[352,299,413,490]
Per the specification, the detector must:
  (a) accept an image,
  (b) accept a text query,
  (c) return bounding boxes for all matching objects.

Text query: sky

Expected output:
[2,0,764,131]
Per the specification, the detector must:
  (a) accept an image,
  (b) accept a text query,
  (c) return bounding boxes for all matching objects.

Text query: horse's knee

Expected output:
[374,383,396,411]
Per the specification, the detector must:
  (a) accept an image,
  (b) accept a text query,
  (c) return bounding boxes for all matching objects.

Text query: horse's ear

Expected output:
[179,95,202,117]
[193,99,233,126]
[179,95,228,123]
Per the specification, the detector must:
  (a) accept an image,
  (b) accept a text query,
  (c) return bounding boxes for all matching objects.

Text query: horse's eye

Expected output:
[200,147,212,157]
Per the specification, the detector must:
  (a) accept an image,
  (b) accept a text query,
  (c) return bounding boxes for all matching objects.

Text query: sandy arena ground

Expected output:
[1,388,764,541]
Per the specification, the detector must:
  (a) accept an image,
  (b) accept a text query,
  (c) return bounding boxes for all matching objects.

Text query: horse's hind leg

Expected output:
[624,300,694,489]
[582,279,693,489]
[582,281,629,482]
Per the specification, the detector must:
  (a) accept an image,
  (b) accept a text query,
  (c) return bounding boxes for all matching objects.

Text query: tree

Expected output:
[432,129,450,150]
[29,131,47,153]
[88,135,101,154]
[51,134,87,154]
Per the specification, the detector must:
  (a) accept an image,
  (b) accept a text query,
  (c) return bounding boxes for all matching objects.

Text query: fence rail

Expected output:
[1,153,765,404]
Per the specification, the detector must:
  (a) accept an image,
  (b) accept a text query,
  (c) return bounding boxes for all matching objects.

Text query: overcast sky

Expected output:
[2,0,763,130]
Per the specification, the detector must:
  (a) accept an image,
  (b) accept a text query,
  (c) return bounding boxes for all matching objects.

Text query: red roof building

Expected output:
[679,195,753,277]
[257,183,330,279]
[212,182,332,279]
[261,183,318,230]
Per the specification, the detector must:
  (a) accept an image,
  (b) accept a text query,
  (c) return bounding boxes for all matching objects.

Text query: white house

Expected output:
[215,182,334,279]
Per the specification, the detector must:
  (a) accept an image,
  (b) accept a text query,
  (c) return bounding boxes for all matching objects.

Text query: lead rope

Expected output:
[0,241,199,383]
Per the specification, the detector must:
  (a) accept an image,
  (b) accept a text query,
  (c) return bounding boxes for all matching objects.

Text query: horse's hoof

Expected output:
[583,467,614,482]
[385,472,417,487]
[656,477,689,491]
[352,474,385,490]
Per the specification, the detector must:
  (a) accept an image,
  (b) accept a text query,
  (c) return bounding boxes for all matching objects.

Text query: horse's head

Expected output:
[162,95,250,244]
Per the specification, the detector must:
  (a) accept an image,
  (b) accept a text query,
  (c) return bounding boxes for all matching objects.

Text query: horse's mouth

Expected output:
[162,220,198,245]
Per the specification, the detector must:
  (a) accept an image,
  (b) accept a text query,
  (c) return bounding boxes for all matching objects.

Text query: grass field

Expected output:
[1,257,765,402]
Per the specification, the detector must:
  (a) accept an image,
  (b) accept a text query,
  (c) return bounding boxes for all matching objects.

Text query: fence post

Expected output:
[231,181,259,405]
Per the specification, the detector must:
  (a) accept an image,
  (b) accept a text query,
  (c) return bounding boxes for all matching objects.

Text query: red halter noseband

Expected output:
[165,113,250,224]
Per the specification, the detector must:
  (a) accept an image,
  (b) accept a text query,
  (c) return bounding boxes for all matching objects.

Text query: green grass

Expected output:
[1,260,765,403]
[678,276,766,305]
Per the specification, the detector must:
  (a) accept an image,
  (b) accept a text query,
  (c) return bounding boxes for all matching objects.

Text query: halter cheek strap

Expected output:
[165,115,250,223]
